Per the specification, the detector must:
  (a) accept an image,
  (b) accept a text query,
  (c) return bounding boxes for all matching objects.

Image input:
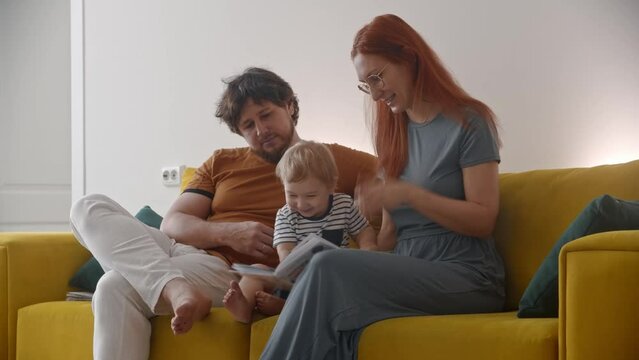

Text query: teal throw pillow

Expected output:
[518,194,639,318]
[68,205,163,292]
[134,205,164,229]
[67,256,104,293]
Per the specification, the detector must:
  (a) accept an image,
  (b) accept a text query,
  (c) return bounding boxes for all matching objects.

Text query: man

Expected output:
[69,67,378,360]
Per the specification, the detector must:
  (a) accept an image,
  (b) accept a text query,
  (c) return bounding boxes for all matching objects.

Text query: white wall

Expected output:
[1,0,71,231]
[78,0,639,216]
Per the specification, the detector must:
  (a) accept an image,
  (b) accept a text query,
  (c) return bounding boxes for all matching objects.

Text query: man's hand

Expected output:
[162,193,277,256]
[225,221,276,259]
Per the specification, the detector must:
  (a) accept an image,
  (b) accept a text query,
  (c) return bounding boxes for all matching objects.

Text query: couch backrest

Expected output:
[181,167,196,192]
[494,159,639,310]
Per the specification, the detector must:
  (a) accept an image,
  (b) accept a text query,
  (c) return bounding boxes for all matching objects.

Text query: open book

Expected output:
[230,233,339,289]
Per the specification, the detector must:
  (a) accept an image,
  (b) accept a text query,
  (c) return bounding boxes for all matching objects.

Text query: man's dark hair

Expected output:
[215,67,300,134]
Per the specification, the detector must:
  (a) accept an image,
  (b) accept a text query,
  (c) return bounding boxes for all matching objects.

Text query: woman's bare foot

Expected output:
[255,290,285,316]
[161,278,212,335]
[223,280,253,323]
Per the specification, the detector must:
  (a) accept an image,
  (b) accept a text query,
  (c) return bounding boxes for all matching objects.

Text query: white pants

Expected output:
[70,194,238,360]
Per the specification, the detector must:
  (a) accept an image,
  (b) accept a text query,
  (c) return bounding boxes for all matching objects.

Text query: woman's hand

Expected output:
[380,179,414,209]
[356,176,413,216]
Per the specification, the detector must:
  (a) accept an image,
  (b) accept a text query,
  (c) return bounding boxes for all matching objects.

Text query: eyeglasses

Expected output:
[357,63,389,95]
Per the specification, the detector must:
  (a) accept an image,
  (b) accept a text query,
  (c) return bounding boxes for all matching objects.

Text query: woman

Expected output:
[260,14,505,359]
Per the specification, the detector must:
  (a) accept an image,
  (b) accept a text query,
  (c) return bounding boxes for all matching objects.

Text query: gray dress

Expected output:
[260,113,506,360]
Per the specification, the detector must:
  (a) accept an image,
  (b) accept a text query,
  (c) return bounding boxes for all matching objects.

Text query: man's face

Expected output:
[237,99,299,163]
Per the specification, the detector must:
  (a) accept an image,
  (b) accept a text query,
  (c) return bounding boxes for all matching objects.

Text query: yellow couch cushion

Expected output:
[358,312,557,360]
[17,302,250,360]
[149,309,250,359]
[250,312,557,360]
[17,301,93,360]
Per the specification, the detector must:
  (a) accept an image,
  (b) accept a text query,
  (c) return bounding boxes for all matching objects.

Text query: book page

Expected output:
[230,234,339,289]
[274,233,339,281]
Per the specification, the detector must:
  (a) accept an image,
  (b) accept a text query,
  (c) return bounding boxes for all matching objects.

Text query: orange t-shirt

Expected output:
[184,144,378,267]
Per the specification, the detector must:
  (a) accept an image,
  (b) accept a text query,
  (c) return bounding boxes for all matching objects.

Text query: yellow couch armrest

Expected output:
[559,230,639,360]
[0,232,90,360]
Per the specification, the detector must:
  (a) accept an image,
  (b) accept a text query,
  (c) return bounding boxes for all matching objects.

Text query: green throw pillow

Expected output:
[135,205,164,229]
[68,205,163,292]
[518,194,639,318]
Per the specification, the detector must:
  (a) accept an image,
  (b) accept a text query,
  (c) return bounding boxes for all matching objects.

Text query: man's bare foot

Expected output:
[161,278,212,335]
[255,290,285,316]
[223,280,253,323]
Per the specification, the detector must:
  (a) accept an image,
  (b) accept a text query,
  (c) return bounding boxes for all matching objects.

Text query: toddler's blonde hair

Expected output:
[275,140,338,189]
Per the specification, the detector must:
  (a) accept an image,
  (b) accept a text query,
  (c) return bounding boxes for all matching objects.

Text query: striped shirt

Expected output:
[273,193,369,248]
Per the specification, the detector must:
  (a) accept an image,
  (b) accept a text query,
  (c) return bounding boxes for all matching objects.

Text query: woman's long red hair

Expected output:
[351,14,500,179]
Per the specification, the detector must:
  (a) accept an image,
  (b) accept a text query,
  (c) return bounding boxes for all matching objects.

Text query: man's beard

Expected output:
[252,129,294,164]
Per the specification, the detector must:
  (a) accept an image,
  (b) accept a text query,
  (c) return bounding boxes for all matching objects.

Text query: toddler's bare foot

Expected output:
[255,290,285,316]
[223,280,253,323]
[161,278,212,335]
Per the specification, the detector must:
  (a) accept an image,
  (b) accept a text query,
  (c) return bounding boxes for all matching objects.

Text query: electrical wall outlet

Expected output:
[161,166,184,187]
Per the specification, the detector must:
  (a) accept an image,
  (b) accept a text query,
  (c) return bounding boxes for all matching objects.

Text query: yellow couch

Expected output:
[2,160,639,360]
